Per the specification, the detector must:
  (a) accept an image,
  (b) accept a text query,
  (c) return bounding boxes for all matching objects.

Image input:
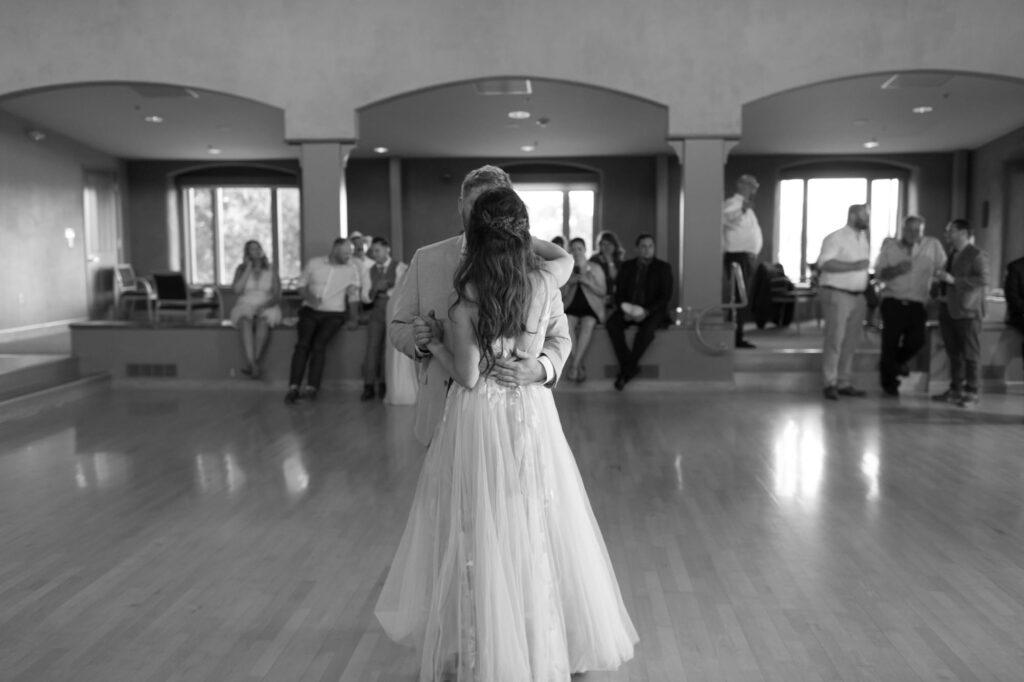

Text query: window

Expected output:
[778,171,903,282]
[514,183,597,248]
[182,185,301,286]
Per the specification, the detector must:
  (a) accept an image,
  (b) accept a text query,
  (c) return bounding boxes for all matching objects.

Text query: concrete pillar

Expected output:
[299,141,354,262]
[388,157,405,261]
[676,138,728,313]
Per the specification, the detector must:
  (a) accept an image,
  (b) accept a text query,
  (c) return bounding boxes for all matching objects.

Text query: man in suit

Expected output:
[606,233,674,391]
[360,237,407,401]
[389,165,571,446]
[932,219,990,408]
[1005,254,1024,364]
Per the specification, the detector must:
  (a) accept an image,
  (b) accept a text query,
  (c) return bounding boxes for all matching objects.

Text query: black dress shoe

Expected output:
[881,384,899,397]
[360,385,376,401]
[823,385,839,401]
[378,383,386,400]
[736,340,757,349]
[898,362,911,377]
[284,387,300,405]
[614,375,626,391]
[837,385,867,397]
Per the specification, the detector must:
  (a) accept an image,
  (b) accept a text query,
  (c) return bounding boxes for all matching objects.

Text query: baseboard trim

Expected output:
[0,319,85,342]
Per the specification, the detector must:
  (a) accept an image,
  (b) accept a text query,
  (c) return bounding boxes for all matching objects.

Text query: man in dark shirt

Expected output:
[1005,253,1024,364]
[605,233,674,390]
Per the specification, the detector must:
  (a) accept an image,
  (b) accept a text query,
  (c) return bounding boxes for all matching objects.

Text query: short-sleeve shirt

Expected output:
[874,235,947,303]
[297,257,363,312]
[722,194,763,255]
[817,225,870,292]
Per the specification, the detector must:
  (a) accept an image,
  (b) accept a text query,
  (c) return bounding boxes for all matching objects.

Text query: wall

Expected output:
[726,153,954,270]
[3,1,1023,142]
[0,110,119,332]
[969,124,1024,272]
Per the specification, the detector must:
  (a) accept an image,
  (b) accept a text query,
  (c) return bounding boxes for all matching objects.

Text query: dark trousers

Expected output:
[606,308,666,376]
[724,252,756,344]
[362,303,387,386]
[938,304,982,394]
[878,298,927,389]
[289,307,346,389]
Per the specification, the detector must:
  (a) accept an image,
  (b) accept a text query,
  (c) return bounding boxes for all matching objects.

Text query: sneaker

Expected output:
[837,385,867,397]
[823,385,839,401]
[931,389,961,403]
[284,387,301,405]
[360,385,376,401]
[957,391,979,408]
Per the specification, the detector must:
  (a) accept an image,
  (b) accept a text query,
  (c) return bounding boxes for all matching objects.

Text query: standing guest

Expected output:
[284,238,362,404]
[590,230,625,314]
[360,237,407,401]
[873,216,946,395]
[1005,253,1024,363]
[389,164,571,447]
[932,219,990,407]
[349,231,371,271]
[383,264,419,406]
[551,235,567,249]
[561,237,607,382]
[229,240,283,379]
[606,233,673,391]
[818,204,872,400]
[723,174,763,348]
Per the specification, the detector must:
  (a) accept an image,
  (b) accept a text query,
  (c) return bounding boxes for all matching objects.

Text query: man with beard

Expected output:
[817,204,872,400]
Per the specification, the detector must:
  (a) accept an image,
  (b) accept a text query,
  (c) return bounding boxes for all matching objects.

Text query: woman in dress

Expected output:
[561,237,606,383]
[376,188,637,681]
[229,240,282,379]
[589,230,625,317]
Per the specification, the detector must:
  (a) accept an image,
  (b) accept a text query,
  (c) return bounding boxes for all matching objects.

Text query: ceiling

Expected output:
[2,72,1023,161]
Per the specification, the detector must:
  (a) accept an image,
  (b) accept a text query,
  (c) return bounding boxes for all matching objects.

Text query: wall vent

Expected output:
[126,363,179,378]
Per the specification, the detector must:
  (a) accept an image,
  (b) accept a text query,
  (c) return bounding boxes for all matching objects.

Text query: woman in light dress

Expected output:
[376,188,637,681]
[229,240,282,379]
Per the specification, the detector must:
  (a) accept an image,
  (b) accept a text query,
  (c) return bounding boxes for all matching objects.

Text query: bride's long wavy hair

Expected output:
[452,187,540,374]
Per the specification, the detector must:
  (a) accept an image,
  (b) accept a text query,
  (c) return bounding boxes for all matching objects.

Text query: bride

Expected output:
[375,187,637,681]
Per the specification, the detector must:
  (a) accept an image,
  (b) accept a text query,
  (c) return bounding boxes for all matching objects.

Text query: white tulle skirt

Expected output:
[375,379,637,681]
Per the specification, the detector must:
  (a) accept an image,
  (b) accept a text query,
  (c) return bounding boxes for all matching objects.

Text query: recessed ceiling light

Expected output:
[520,144,536,152]
[373,146,389,154]
[912,105,934,114]
[863,140,880,149]
[207,146,222,155]
[144,115,163,123]
[508,111,531,120]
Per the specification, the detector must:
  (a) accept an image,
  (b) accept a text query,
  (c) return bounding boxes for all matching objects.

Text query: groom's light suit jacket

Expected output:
[390,234,572,446]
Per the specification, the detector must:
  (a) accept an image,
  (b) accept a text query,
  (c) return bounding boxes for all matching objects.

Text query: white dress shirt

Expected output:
[722,193,763,255]
[817,226,870,292]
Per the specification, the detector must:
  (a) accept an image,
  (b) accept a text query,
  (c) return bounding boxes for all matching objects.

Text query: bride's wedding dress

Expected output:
[375,271,637,681]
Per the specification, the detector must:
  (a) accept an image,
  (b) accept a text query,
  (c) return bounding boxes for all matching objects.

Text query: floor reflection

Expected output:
[772,417,825,502]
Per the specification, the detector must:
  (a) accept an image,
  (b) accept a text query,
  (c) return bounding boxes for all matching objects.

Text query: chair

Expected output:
[114,264,157,322]
[152,272,223,323]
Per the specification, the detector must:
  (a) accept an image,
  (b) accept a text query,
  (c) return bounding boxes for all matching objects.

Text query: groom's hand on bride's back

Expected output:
[490,349,544,388]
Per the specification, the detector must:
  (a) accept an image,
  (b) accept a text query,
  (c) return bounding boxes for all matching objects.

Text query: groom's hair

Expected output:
[460,165,512,200]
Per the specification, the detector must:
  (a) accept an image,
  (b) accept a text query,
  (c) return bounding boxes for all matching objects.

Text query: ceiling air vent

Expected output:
[880,73,953,89]
[474,78,532,96]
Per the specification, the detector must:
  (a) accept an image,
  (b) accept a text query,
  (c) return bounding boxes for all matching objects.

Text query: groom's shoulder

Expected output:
[413,235,461,261]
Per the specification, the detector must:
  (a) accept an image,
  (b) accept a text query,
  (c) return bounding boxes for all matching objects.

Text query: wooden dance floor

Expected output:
[2,383,1023,681]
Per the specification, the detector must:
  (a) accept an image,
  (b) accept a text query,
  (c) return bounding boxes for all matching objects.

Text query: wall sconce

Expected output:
[26,129,46,142]
[64,228,76,248]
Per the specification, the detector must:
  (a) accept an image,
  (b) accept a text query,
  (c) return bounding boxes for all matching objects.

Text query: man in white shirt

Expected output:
[722,174,763,348]
[874,215,946,395]
[284,238,363,404]
[817,204,871,400]
[349,231,373,273]
[361,236,408,401]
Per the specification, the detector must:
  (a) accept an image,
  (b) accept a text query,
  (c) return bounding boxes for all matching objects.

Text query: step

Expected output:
[0,372,111,424]
[733,348,881,373]
[0,354,80,401]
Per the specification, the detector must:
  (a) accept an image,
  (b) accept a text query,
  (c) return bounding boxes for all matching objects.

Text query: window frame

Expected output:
[513,180,600,248]
[178,178,301,287]
[777,164,909,282]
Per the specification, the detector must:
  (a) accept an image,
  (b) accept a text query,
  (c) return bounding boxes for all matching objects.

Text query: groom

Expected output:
[390,165,572,445]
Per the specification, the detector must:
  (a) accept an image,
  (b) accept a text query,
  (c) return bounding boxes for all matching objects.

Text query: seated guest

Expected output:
[1006,253,1024,363]
[606,234,673,391]
[360,237,408,401]
[230,240,283,379]
[285,238,362,405]
[551,235,566,249]
[590,230,625,315]
[561,237,606,382]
